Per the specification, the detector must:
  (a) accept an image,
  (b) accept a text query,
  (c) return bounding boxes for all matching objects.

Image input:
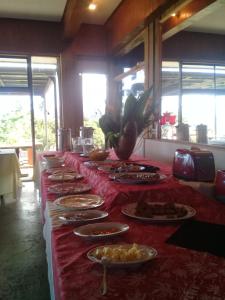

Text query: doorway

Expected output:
[81,73,106,148]
[0,56,60,180]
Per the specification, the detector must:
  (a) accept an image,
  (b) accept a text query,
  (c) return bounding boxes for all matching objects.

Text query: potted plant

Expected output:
[99,86,156,160]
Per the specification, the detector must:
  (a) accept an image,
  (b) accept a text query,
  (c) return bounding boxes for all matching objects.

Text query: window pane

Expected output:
[0,57,28,88]
[161,95,179,117]
[162,61,179,96]
[182,94,215,142]
[82,73,106,148]
[215,66,225,90]
[215,95,225,139]
[182,64,214,90]
[122,68,145,106]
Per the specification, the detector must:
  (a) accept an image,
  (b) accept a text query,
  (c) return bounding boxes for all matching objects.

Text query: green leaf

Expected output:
[99,114,119,135]
[105,132,120,148]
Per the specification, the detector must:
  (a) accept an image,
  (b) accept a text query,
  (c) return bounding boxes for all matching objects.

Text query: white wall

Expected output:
[134,138,225,171]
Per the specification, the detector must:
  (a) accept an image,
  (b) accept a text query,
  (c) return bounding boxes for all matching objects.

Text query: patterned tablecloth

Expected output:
[40,151,225,300]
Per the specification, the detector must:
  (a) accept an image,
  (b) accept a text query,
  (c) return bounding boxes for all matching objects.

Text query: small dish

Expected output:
[43,155,64,168]
[74,222,129,239]
[88,150,109,161]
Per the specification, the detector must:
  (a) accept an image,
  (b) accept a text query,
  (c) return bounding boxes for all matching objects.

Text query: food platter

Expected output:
[109,172,166,184]
[48,173,83,181]
[46,167,75,174]
[48,173,80,181]
[87,243,157,267]
[121,202,196,222]
[58,210,108,224]
[48,183,91,195]
[98,164,145,173]
[54,194,103,210]
[74,222,129,239]
[84,160,118,168]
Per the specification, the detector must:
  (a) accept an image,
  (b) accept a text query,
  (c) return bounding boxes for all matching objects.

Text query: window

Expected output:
[121,67,145,107]
[81,73,106,148]
[161,61,225,144]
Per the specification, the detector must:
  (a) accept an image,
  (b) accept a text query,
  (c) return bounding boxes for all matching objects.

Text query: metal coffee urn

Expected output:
[57,128,72,151]
[176,123,189,141]
[196,124,208,144]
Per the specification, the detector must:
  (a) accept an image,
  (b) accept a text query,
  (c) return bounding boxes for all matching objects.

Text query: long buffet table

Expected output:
[40,151,225,300]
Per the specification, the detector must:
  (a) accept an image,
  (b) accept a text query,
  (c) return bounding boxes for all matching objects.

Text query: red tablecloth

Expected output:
[40,151,225,300]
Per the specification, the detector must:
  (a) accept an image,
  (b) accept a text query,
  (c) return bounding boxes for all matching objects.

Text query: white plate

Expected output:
[58,210,108,224]
[84,160,117,168]
[74,222,129,239]
[46,167,75,174]
[80,153,89,157]
[109,172,166,184]
[48,183,91,195]
[48,173,81,181]
[121,202,196,222]
[54,194,103,210]
[87,244,157,267]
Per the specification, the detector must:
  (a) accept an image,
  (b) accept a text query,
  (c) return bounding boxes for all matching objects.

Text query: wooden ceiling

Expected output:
[63,0,122,39]
[0,0,122,40]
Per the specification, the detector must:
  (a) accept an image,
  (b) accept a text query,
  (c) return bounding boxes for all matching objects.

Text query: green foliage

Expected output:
[0,107,30,144]
[0,105,55,150]
[99,86,155,148]
[34,119,55,150]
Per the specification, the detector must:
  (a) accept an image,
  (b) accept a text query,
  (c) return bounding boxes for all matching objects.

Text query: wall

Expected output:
[163,31,225,61]
[60,24,108,136]
[60,52,108,137]
[0,18,64,55]
[105,0,169,53]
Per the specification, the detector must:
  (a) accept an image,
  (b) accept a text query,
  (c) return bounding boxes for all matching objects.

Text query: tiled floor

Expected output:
[0,182,50,300]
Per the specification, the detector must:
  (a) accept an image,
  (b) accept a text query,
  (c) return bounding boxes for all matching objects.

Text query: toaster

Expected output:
[173,148,215,182]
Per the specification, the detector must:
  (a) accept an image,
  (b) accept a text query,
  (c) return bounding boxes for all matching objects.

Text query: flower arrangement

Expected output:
[99,86,156,159]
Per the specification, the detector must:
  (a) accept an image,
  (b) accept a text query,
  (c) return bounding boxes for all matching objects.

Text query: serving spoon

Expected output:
[101,256,108,296]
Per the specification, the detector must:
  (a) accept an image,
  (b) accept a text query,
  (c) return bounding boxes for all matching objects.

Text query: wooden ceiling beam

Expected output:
[63,0,89,40]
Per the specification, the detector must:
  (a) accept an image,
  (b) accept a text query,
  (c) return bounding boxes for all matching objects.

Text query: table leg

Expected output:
[0,195,5,207]
[15,147,20,158]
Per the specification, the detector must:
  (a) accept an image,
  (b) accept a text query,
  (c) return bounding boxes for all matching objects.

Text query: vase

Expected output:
[113,121,137,160]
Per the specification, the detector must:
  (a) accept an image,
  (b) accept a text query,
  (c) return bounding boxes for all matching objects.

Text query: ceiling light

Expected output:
[171,13,176,17]
[88,3,97,10]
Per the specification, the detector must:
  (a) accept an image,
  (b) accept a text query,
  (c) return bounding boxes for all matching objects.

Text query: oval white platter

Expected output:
[87,243,157,267]
[84,160,117,168]
[54,194,104,210]
[46,167,76,174]
[121,202,196,222]
[109,172,166,184]
[48,173,83,181]
[98,164,145,173]
[48,183,91,195]
[58,210,108,224]
[74,222,129,239]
